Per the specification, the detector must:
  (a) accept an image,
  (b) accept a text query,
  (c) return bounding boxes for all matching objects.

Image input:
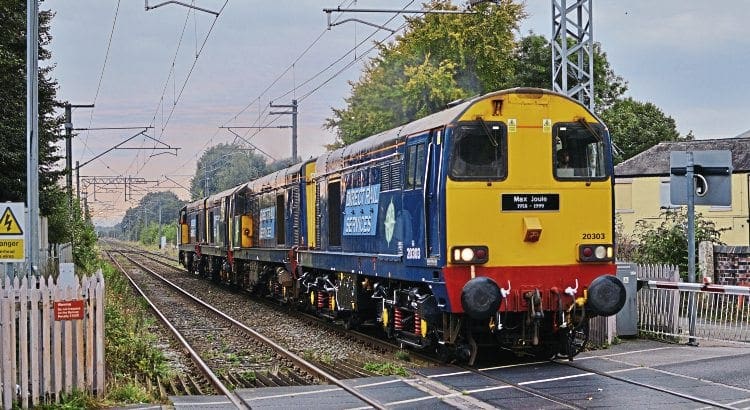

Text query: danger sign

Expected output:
[0,206,23,235]
[0,203,24,262]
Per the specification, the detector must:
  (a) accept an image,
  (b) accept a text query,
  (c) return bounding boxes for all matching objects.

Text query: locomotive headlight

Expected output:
[451,246,489,264]
[578,244,614,262]
[594,246,607,259]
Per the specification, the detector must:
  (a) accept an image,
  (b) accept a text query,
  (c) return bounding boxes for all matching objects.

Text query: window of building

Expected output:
[659,179,679,209]
[615,179,634,213]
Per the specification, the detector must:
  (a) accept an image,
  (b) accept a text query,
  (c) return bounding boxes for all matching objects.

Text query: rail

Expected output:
[106,251,248,409]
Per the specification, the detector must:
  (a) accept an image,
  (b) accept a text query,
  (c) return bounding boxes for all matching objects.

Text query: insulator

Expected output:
[394,308,403,330]
[317,290,326,308]
[414,311,421,335]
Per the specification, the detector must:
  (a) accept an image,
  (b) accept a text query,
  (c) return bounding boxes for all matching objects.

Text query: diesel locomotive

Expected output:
[178,88,626,364]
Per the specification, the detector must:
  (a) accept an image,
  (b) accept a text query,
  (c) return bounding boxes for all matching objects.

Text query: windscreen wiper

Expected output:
[477,117,498,147]
[577,118,603,142]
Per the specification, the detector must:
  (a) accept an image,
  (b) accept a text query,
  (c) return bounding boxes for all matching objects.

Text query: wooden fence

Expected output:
[0,271,105,409]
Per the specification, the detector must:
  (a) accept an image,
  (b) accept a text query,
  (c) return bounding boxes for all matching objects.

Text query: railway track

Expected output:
[553,358,737,409]
[106,247,390,408]
[110,242,435,368]
[103,242,748,408]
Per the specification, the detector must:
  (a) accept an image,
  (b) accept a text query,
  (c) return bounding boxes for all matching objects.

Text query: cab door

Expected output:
[402,134,429,266]
[426,128,443,262]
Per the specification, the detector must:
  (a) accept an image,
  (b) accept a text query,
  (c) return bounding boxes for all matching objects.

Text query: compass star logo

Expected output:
[384,199,395,245]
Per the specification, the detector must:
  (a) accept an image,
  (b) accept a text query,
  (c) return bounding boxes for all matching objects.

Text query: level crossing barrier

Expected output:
[638,277,750,344]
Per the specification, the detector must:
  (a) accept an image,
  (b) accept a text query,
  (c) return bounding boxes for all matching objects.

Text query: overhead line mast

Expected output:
[552,0,594,110]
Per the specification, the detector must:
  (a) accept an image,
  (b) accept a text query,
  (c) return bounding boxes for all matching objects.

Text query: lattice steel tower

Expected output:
[552,0,594,110]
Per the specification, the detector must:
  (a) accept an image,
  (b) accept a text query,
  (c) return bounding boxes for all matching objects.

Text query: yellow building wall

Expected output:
[615,173,750,246]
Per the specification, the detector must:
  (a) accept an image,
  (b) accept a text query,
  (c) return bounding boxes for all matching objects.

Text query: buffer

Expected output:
[1,206,23,235]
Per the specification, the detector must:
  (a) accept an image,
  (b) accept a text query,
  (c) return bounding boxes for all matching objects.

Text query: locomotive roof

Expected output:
[206,184,245,205]
[316,88,576,174]
[242,161,305,194]
[185,198,204,212]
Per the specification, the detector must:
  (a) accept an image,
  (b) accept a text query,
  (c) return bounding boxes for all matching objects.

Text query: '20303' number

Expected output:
[581,232,606,240]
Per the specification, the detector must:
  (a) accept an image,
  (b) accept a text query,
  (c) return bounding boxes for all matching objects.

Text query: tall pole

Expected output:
[76,160,80,201]
[551,0,594,110]
[65,105,73,207]
[64,103,94,208]
[158,201,163,248]
[270,100,299,161]
[26,0,40,275]
[291,99,298,161]
[686,151,697,346]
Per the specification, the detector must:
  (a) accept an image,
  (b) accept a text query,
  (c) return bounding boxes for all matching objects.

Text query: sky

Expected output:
[44,0,750,225]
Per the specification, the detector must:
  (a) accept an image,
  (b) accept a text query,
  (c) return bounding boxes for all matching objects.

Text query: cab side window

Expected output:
[405,143,426,190]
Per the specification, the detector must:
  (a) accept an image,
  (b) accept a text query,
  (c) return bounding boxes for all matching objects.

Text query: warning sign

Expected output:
[0,203,24,262]
[0,206,23,235]
[54,300,85,321]
[0,239,24,260]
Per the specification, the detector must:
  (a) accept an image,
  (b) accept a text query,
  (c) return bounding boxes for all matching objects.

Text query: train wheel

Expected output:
[436,344,454,363]
[562,320,589,359]
[533,343,559,360]
[343,314,360,330]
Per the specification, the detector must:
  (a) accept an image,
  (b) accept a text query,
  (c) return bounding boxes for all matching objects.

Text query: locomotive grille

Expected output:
[292,186,300,245]
[380,161,402,191]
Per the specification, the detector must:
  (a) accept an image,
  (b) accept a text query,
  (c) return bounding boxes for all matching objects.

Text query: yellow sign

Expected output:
[0,239,24,260]
[542,118,552,133]
[0,207,23,235]
[507,118,517,133]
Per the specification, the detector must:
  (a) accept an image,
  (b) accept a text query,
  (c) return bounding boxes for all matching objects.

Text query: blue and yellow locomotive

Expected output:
[179,88,626,363]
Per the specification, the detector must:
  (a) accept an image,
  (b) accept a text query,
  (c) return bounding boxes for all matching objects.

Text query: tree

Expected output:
[0,2,66,236]
[600,98,683,164]
[631,209,726,278]
[189,143,269,200]
[326,0,524,145]
[117,191,186,243]
[325,5,632,147]
[508,33,628,111]
[70,198,99,273]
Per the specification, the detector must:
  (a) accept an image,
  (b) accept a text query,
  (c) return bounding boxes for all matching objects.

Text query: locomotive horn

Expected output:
[585,275,626,317]
[461,277,502,320]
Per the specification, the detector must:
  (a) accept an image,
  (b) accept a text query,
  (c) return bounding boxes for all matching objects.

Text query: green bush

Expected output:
[631,209,726,278]
[34,389,101,409]
[100,263,170,382]
[71,199,99,274]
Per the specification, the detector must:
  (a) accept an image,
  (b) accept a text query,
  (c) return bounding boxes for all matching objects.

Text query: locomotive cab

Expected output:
[440,90,625,361]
